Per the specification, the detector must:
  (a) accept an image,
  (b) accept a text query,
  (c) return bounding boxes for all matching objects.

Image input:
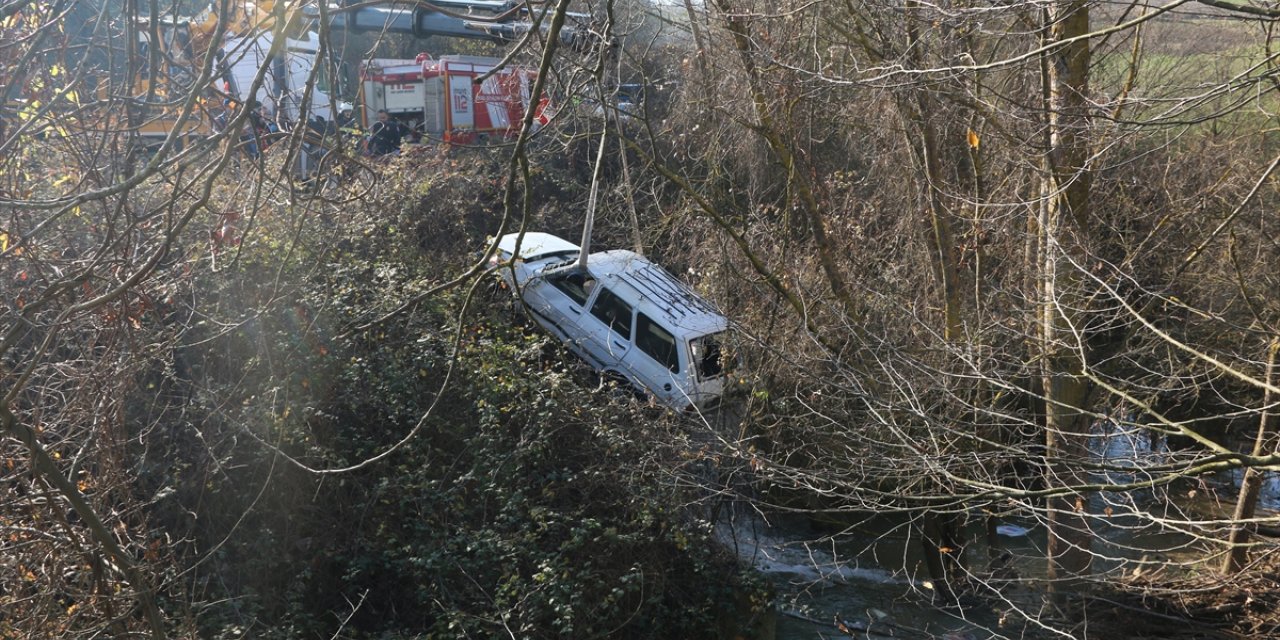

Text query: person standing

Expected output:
[366,109,406,156]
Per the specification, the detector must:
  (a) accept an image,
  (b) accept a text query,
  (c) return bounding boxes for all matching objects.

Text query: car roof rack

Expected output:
[618,261,720,322]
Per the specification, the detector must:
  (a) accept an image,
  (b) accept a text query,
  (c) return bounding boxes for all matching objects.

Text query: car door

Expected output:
[625,311,686,406]
[577,285,634,371]
[522,269,597,355]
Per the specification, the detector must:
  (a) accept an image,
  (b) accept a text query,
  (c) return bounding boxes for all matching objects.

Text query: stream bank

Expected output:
[716,505,1280,639]
[697,417,1280,639]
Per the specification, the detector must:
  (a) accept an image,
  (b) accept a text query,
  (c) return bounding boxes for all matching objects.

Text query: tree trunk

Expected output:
[900,0,966,587]
[712,0,858,317]
[919,511,966,598]
[1222,338,1280,574]
[902,0,963,342]
[1042,0,1095,592]
[681,0,708,77]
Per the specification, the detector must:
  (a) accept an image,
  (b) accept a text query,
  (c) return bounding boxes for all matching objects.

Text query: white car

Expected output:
[490,232,731,410]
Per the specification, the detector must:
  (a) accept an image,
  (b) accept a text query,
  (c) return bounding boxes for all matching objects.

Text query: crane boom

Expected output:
[320,8,506,41]
[305,2,593,46]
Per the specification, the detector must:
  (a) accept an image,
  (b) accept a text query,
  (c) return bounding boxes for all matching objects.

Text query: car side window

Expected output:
[590,287,633,340]
[635,313,679,372]
[547,271,596,306]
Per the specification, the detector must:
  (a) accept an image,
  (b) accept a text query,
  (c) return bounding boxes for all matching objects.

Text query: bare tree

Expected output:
[638,0,1280,634]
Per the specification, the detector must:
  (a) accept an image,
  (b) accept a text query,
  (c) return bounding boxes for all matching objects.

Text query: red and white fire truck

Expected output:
[360,53,551,144]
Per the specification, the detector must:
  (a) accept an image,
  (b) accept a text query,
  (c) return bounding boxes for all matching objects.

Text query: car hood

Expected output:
[497,232,580,262]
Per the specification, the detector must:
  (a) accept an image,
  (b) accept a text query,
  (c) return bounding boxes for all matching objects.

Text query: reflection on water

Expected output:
[1090,418,1280,512]
[1226,469,1280,512]
[1088,419,1280,561]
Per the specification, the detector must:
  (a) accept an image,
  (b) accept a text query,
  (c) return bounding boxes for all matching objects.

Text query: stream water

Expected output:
[709,420,1280,640]
[716,508,1004,639]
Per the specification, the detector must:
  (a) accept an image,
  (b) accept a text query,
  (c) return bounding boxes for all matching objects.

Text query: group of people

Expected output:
[218,101,414,159]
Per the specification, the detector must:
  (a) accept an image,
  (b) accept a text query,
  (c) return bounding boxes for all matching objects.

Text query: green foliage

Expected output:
[139,158,758,639]
[297,327,750,639]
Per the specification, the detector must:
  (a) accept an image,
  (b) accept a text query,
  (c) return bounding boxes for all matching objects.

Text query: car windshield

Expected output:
[690,332,728,380]
[547,269,596,306]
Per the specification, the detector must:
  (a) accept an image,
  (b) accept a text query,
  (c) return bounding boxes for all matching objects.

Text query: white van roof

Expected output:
[587,250,727,337]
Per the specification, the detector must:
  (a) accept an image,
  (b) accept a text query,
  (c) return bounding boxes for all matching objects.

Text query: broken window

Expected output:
[690,333,726,380]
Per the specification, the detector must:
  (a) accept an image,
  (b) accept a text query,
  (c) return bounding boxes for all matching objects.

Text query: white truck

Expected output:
[127,1,342,145]
[218,30,340,127]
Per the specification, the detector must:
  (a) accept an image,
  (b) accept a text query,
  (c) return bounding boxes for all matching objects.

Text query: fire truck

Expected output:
[124,0,584,148]
[359,54,550,143]
[322,0,575,142]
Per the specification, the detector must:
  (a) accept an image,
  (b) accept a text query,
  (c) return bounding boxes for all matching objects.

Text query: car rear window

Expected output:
[590,287,633,340]
[636,313,679,372]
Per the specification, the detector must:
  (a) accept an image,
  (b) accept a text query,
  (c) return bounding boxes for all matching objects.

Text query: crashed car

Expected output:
[490,232,731,410]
